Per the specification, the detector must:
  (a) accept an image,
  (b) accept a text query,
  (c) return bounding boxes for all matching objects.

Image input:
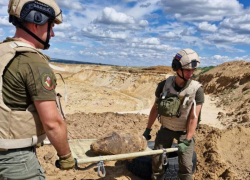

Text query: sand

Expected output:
[35,62,250,180]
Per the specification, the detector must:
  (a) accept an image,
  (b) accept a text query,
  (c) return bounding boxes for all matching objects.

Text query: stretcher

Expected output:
[43,139,178,177]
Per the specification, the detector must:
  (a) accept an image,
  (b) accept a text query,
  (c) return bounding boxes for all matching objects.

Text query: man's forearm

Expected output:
[44,120,71,156]
[186,104,202,140]
[147,103,158,128]
[34,101,71,156]
[186,118,198,140]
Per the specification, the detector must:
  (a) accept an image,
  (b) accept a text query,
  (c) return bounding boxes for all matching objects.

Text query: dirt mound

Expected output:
[198,60,250,94]
[217,126,250,179]
[65,112,161,140]
[197,60,250,129]
[37,112,161,180]
[36,62,250,180]
[195,125,250,180]
[37,113,250,180]
[195,125,236,179]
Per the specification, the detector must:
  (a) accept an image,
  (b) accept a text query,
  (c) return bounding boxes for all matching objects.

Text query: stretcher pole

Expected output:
[76,147,178,164]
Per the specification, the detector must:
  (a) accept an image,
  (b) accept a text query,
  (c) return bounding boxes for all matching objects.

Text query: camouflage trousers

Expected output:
[0,147,45,180]
[152,126,194,180]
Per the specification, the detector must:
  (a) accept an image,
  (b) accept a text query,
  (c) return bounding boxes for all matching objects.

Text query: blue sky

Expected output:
[0,0,250,67]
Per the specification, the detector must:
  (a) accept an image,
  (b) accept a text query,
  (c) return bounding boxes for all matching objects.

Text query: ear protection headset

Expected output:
[34,12,43,23]
[9,1,62,50]
[171,57,182,71]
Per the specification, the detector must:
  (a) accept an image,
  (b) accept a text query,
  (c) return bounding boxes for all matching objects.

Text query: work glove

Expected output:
[143,128,152,140]
[56,152,76,170]
[177,139,191,153]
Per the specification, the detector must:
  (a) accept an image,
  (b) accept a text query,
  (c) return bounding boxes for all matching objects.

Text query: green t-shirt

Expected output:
[2,38,57,111]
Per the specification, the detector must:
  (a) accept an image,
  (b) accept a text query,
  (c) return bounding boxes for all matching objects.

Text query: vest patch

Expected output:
[41,73,54,90]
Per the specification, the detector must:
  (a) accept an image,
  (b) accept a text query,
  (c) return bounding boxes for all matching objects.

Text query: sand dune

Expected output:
[36,62,250,180]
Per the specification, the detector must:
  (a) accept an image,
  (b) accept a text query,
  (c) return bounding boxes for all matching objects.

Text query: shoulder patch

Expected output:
[41,73,54,90]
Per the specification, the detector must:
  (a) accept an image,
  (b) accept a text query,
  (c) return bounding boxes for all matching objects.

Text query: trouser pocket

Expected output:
[0,149,45,180]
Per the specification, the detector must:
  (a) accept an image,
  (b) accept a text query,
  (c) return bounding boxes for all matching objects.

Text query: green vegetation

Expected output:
[221,90,227,95]
[243,91,249,95]
[112,66,144,73]
[199,66,215,74]
[223,100,229,105]
[193,66,215,78]
[112,65,171,74]
[233,97,240,101]
[233,85,239,89]
[221,87,236,95]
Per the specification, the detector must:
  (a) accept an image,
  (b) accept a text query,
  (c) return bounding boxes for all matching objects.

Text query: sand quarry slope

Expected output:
[198,61,250,129]
[37,62,250,180]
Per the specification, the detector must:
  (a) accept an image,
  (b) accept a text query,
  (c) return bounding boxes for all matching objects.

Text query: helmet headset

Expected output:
[8,0,62,49]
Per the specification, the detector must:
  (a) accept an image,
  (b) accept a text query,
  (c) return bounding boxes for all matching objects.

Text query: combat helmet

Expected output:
[171,49,200,81]
[172,49,200,71]
[8,0,62,49]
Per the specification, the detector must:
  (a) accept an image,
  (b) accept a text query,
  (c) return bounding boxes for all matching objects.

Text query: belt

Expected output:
[0,134,46,149]
[162,126,187,134]
[0,146,35,152]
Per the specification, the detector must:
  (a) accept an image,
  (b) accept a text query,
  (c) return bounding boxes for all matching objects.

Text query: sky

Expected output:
[0,0,250,67]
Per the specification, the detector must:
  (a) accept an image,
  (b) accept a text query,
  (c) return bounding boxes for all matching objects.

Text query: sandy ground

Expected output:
[36,63,250,180]
[199,95,225,129]
[117,95,225,130]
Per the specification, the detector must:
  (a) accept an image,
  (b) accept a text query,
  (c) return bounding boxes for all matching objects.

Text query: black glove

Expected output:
[143,128,152,140]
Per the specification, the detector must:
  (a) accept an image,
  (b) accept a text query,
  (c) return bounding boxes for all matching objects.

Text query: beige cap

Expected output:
[175,49,200,69]
[8,0,62,24]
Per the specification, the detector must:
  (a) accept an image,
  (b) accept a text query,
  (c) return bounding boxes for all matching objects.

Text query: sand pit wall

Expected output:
[67,69,170,110]
[49,62,250,179]
[198,61,250,94]
[53,65,173,114]
[73,69,167,93]
[198,61,250,128]
[52,63,174,113]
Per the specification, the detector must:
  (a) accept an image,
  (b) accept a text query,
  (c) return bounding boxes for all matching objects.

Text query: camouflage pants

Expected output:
[0,147,45,180]
[152,126,194,180]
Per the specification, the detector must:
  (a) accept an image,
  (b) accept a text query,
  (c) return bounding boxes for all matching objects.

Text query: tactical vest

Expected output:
[159,76,202,131]
[0,41,52,150]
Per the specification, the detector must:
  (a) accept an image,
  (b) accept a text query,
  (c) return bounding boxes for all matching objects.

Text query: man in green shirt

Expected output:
[0,0,75,179]
[143,49,204,180]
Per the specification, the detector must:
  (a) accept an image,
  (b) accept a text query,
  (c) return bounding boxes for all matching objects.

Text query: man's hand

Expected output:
[177,139,191,153]
[143,128,152,140]
[57,152,75,170]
